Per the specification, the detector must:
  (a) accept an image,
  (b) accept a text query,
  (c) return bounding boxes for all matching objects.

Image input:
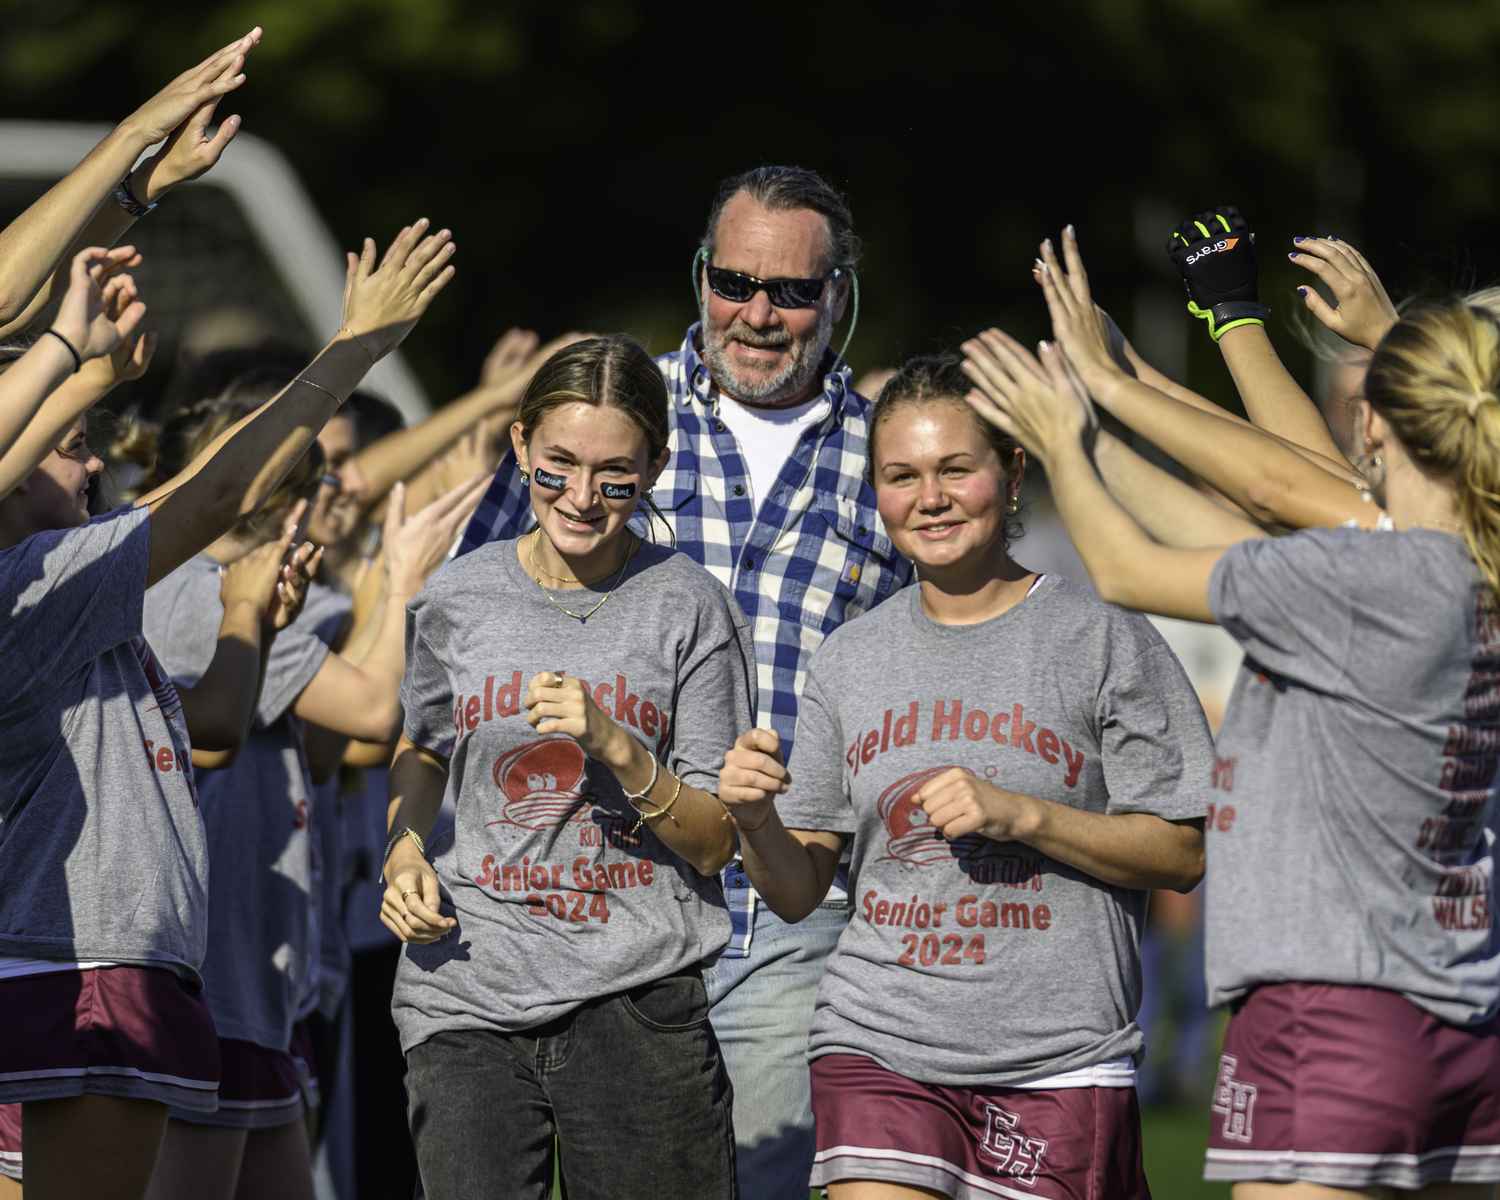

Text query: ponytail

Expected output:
[1365,300,1500,599]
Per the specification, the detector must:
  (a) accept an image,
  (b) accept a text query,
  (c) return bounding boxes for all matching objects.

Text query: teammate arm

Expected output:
[916,769,1204,892]
[1093,431,1267,548]
[523,670,737,877]
[0,31,259,338]
[963,329,1229,624]
[138,220,457,588]
[1035,229,1375,530]
[719,729,848,923]
[291,477,489,743]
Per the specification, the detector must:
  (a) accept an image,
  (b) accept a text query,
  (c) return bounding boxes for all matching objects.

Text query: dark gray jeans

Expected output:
[405,970,737,1199]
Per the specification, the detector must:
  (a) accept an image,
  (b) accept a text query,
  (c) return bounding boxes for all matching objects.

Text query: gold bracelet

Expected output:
[340,327,379,365]
[295,376,342,404]
[628,772,683,834]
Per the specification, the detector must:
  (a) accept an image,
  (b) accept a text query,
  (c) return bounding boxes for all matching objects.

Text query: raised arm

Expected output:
[719,728,846,923]
[0,30,259,338]
[1093,431,1267,547]
[1036,229,1375,530]
[0,257,153,499]
[964,329,1228,623]
[290,476,489,743]
[140,220,457,587]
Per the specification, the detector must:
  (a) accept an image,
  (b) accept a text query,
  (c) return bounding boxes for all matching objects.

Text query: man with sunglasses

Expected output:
[456,164,911,1198]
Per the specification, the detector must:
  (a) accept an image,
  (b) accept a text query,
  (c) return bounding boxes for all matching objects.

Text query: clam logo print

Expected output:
[878,767,964,866]
[1185,237,1239,265]
[491,737,592,830]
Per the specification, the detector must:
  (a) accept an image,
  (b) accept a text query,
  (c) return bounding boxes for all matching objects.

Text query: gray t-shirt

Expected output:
[0,506,208,981]
[1207,526,1500,1026]
[776,577,1214,1087]
[392,537,756,1048]
[144,554,329,1049]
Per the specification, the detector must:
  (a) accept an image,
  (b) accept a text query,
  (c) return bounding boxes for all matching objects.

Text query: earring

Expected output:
[520,470,530,486]
[1006,494,1018,514]
[1351,450,1385,504]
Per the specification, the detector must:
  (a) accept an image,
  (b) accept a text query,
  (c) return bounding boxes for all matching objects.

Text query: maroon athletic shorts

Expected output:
[173,1038,302,1129]
[1205,982,1500,1189]
[0,967,218,1112]
[0,1103,18,1182]
[289,1019,320,1110]
[810,1052,1149,1199]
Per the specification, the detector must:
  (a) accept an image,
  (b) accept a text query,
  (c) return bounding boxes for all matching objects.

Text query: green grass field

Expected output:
[547,1106,1229,1198]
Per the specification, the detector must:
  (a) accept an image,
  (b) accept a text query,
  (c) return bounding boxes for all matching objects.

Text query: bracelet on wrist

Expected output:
[717,796,771,833]
[627,771,683,835]
[382,827,427,880]
[43,329,82,374]
[340,327,379,365]
[111,176,156,218]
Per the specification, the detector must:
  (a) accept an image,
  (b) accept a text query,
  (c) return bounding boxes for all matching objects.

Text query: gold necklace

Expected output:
[528,529,622,585]
[529,529,633,624]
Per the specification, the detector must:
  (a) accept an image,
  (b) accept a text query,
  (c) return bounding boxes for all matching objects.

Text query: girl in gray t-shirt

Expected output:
[965,254,1500,1193]
[720,357,1213,1200]
[382,338,753,1200]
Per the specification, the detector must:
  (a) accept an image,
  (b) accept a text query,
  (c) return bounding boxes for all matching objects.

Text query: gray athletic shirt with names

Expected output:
[144,554,330,1049]
[1206,526,1500,1026]
[392,537,756,1049]
[776,577,1214,1087]
[0,507,208,982]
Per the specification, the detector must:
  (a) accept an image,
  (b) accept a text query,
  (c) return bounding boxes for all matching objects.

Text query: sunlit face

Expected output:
[698,192,848,407]
[14,415,105,533]
[511,402,668,565]
[308,414,363,545]
[872,401,1023,574]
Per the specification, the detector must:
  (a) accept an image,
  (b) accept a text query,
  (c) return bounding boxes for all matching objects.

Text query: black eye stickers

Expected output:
[531,468,568,491]
[529,468,637,500]
[600,482,637,500]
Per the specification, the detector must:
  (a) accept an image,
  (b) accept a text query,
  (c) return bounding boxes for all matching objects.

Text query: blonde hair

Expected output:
[1364,299,1500,597]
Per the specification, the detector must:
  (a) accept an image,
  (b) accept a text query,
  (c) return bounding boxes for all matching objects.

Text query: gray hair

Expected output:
[700,166,861,275]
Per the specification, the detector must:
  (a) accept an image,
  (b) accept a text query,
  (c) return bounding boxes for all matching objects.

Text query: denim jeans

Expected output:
[705,900,851,1200]
[405,970,736,1199]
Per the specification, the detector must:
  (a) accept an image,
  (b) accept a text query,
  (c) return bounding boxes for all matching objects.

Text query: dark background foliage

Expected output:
[4,0,1500,415]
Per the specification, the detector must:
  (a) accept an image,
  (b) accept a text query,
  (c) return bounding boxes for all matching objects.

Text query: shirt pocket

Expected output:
[783,493,903,636]
[653,467,697,513]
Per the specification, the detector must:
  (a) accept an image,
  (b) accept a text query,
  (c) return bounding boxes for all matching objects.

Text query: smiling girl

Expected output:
[380,336,755,1198]
[718,356,1215,1200]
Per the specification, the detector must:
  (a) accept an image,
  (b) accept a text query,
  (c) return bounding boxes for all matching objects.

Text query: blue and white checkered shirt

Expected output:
[454,323,912,953]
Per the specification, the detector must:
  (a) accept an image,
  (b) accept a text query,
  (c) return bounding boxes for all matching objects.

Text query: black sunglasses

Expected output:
[706,262,841,309]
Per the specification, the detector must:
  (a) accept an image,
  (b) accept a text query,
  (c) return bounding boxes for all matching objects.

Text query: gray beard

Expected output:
[698,300,834,406]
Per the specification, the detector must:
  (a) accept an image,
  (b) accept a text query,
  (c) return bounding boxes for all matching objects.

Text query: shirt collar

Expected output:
[678,321,853,421]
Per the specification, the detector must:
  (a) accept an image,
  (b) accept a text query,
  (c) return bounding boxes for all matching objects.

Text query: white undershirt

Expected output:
[0,955,118,980]
[714,391,831,515]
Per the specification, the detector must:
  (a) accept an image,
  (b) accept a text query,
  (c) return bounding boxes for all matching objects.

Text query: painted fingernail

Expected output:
[1039,340,1051,353]
[1043,238,1053,250]
[1065,223,1075,236]
[1297,287,1308,297]
[1289,252,1299,259]
[1294,237,1304,243]
[1329,235,1339,242]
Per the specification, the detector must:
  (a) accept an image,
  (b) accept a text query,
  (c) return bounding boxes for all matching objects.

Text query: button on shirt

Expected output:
[455,324,913,953]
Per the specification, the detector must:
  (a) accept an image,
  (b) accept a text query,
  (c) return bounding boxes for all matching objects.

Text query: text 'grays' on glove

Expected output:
[1165,205,1270,341]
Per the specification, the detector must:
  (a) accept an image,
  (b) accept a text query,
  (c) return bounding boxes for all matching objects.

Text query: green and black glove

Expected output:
[1165,206,1270,341]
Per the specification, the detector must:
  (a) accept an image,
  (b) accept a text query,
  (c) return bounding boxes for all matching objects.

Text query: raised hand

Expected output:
[1289,236,1399,352]
[122,29,261,147]
[50,246,147,364]
[435,419,500,495]
[719,729,791,831]
[78,273,157,391]
[130,96,242,205]
[219,522,297,626]
[1165,205,1269,342]
[961,330,1097,465]
[381,473,492,595]
[341,221,458,362]
[1032,227,1121,390]
[479,328,540,386]
[266,542,322,632]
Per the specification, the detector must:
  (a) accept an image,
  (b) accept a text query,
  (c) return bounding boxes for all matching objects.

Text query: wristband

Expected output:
[382,826,427,878]
[1187,300,1271,342]
[43,328,82,374]
[111,176,156,218]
